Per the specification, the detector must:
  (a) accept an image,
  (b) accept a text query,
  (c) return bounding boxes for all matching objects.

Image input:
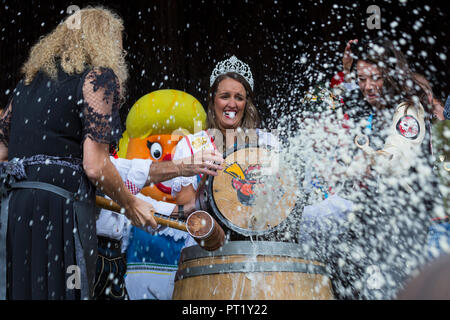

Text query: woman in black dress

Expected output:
[0,7,156,300]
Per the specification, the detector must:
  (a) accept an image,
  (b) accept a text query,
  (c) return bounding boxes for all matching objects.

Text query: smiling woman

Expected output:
[170,55,279,237]
[213,77,247,131]
[207,71,260,141]
[328,37,442,300]
[355,60,384,107]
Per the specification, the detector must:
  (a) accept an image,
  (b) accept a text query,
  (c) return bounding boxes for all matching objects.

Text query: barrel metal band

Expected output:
[180,241,319,262]
[175,262,327,281]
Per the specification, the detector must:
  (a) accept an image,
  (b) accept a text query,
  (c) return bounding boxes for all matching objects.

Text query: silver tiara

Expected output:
[210,55,254,90]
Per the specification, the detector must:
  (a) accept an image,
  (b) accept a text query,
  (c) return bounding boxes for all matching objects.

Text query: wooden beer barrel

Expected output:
[172,241,334,300]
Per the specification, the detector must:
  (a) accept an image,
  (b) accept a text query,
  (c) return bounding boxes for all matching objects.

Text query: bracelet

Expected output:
[178,204,184,219]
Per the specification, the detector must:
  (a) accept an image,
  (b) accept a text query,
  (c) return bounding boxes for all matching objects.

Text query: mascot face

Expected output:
[126,134,183,202]
[118,89,207,204]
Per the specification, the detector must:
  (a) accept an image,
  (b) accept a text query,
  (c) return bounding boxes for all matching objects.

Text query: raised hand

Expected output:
[343,39,358,76]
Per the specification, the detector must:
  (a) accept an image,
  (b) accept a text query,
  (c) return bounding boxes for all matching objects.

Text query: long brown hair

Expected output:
[207,72,261,130]
[351,38,429,114]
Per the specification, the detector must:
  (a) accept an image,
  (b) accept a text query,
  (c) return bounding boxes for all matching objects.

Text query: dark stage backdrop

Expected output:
[1,0,449,129]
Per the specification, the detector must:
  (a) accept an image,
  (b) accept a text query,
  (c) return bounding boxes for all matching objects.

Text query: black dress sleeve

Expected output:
[81,67,122,145]
[0,97,13,147]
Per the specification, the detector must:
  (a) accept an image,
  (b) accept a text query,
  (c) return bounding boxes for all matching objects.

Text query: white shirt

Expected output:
[379,102,426,176]
[96,156,176,252]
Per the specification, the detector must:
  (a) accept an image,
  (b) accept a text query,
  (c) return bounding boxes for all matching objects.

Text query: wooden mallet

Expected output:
[95,195,225,251]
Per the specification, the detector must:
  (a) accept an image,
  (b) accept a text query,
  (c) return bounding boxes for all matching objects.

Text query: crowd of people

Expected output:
[0,6,448,300]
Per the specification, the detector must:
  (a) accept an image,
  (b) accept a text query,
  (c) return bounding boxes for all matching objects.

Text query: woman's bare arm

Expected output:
[83,138,157,228]
[145,149,224,186]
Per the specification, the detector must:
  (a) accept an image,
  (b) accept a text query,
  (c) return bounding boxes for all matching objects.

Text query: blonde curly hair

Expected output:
[21,6,128,100]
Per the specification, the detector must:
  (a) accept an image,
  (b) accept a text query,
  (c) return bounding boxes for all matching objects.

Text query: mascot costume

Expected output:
[119,89,206,300]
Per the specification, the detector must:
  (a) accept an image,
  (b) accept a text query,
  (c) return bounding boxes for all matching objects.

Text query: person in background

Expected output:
[396,253,450,300]
[444,95,450,119]
[327,37,442,300]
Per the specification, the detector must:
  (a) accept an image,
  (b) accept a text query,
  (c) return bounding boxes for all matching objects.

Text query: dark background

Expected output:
[1,0,449,129]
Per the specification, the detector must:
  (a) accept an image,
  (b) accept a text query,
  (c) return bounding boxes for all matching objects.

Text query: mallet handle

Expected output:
[95,195,188,232]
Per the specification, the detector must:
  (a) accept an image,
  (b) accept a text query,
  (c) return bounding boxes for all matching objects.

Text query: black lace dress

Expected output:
[0,66,122,299]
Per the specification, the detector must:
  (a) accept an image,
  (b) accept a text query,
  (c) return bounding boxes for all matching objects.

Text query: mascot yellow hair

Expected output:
[118,89,206,202]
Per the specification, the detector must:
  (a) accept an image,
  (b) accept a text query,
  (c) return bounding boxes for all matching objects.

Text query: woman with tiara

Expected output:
[170,56,280,240]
